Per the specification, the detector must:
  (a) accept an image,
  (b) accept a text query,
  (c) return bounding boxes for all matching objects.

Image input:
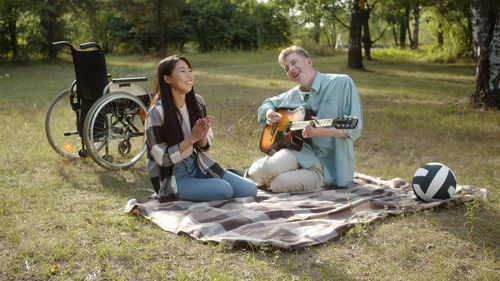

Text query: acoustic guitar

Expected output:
[259,107,358,155]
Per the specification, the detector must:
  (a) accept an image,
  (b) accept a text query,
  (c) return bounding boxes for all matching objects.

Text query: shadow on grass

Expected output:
[198,239,358,280]
[55,157,151,200]
[422,201,500,251]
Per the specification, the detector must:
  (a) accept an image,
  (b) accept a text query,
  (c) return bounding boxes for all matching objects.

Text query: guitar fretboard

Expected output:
[289,119,334,131]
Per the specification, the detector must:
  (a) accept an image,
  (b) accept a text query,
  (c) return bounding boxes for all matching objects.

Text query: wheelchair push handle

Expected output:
[51,41,103,52]
[80,42,103,51]
[52,41,75,50]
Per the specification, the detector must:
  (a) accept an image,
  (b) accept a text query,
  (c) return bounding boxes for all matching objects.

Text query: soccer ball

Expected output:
[411,163,457,202]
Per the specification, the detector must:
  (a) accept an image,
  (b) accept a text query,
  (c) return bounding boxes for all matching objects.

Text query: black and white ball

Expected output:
[411,163,457,202]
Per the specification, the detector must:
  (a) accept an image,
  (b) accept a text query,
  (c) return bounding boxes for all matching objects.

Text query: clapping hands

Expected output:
[189,116,212,144]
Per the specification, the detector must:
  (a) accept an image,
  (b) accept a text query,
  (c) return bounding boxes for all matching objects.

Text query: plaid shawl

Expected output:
[145,94,224,200]
[125,173,487,250]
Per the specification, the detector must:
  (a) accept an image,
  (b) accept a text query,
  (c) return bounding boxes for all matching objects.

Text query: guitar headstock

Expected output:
[332,116,358,129]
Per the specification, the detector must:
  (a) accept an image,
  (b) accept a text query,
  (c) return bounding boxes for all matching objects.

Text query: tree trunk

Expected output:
[323,26,332,47]
[45,9,58,59]
[331,12,336,49]
[470,0,500,109]
[348,0,364,69]
[391,24,399,47]
[411,6,420,49]
[466,16,474,58]
[407,23,413,47]
[361,8,372,60]
[437,23,444,47]
[313,12,321,44]
[7,3,18,59]
[39,1,62,59]
[155,0,165,54]
[399,7,409,49]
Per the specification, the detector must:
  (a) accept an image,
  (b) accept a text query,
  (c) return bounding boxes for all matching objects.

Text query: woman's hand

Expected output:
[189,116,211,144]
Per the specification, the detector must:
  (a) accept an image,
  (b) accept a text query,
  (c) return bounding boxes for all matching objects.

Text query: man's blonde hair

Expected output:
[278,46,310,67]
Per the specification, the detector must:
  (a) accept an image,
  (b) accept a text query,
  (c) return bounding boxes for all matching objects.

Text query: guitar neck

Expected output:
[289,119,335,131]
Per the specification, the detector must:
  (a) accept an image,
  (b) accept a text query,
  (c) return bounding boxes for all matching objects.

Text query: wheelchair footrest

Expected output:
[63,130,79,136]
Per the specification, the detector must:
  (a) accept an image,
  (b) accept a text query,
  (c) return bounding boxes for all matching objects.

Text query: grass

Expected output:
[0,50,499,280]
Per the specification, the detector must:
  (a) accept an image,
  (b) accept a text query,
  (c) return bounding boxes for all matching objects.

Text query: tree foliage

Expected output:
[0,0,493,64]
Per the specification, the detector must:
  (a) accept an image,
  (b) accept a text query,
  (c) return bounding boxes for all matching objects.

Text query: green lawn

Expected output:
[0,51,498,280]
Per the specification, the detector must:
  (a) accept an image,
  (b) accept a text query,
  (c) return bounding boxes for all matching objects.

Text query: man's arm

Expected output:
[257,91,293,124]
[302,75,362,140]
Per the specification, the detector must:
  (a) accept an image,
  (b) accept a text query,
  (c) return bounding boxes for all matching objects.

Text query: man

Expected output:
[247,46,363,192]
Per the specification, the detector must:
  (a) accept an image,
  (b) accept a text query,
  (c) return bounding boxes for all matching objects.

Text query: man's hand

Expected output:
[302,116,347,138]
[266,109,282,125]
[302,116,318,138]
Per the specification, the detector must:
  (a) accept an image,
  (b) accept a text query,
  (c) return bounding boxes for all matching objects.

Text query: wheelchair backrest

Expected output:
[71,48,108,102]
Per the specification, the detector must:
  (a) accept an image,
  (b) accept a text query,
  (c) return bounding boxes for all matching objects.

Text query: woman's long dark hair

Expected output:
[149,55,205,146]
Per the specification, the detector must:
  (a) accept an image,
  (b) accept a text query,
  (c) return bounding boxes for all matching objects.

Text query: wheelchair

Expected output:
[45,41,151,169]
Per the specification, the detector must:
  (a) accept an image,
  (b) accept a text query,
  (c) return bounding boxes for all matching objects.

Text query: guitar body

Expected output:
[259,107,358,156]
[259,108,312,155]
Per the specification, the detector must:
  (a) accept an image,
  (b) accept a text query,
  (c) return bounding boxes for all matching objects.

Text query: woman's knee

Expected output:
[177,179,233,201]
[235,181,258,198]
[223,171,257,198]
[211,181,234,199]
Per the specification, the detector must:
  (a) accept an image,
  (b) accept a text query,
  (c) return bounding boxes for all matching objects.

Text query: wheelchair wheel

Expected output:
[83,92,147,169]
[45,88,82,158]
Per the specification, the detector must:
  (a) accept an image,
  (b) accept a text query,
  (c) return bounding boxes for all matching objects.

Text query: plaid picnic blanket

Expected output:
[125,173,487,250]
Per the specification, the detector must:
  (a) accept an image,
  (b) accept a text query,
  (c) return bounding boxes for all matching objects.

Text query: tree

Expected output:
[410,4,420,49]
[251,3,291,49]
[348,0,364,69]
[0,0,21,59]
[398,2,410,48]
[295,0,324,44]
[36,0,72,58]
[187,0,247,52]
[113,0,184,54]
[469,0,500,109]
[321,1,348,49]
[360,0,390,60]
[73,0,129,53]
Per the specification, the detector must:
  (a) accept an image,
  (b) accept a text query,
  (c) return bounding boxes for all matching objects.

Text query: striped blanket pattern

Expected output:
[125,173,485,250]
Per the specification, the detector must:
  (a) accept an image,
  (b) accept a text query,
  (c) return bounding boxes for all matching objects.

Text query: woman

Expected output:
[145,55,257,202]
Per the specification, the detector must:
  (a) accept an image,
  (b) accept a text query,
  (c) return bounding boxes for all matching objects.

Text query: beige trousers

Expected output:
[247,149,324,193]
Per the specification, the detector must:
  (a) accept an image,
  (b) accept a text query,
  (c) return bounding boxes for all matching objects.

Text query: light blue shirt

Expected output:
[258,72,363,186]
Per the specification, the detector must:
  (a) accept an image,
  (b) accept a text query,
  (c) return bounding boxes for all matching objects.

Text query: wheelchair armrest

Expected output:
[112,77,148,83]
[80,42,103,51]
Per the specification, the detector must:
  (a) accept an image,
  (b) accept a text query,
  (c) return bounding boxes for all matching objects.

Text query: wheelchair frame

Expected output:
[45,41,151,169]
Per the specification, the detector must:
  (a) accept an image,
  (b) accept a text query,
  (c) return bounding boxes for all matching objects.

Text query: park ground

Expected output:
[0,51,498,280]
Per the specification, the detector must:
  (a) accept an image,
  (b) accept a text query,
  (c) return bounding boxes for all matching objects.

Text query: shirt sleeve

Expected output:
[341,76,363,141]
[257,91,292,124]
[145,105,182,167]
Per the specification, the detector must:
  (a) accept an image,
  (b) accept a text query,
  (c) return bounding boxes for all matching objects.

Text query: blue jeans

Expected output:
[174,155,257,202]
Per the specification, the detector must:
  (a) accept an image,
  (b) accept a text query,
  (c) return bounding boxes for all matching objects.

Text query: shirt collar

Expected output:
[299,71,321,97]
